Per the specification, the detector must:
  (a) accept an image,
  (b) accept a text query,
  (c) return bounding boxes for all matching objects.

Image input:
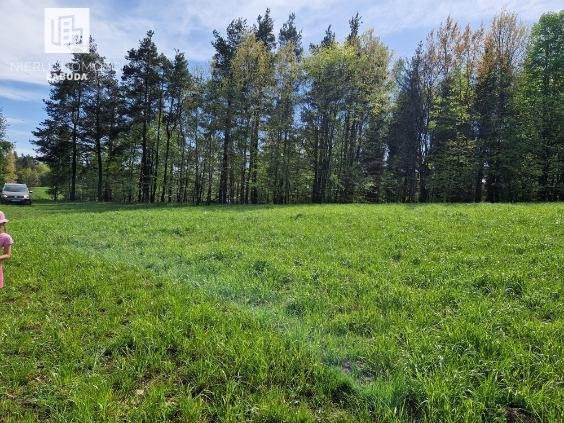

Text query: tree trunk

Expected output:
[219,96,232,204]
[70,80,83,202]
[151,87,164,202]
[250,111,260,204]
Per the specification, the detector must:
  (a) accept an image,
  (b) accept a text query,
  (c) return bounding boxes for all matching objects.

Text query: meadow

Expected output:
[0,202,562,421]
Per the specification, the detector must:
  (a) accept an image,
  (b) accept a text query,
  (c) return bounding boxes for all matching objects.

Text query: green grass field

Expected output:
[28,187,52,202]
[0,203,562,421]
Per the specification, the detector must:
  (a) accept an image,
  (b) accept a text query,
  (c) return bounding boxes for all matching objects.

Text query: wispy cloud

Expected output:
[5,116,28,125]
[359,0,561,36]
[1,0,560,86]
[0,86,38,102]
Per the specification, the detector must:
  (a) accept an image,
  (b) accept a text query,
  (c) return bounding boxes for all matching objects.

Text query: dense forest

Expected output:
[0,113,49,186]
[28,10,562,203]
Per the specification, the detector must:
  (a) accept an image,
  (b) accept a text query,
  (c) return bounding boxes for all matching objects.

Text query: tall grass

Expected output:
[1,203,562,421]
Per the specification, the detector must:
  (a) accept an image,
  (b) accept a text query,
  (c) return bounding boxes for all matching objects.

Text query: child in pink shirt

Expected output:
[0,211,13,288]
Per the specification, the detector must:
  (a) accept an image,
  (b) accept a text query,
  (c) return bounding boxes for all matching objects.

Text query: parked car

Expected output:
[1,183,32,205]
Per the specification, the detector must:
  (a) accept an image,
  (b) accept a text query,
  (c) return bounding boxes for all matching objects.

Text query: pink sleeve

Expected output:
[0,234,13,247]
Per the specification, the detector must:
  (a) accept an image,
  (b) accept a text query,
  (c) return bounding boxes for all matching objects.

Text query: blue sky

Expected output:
[0,0,561,156]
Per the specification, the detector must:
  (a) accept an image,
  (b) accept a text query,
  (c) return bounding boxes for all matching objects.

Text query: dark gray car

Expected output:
[1,183,32,205]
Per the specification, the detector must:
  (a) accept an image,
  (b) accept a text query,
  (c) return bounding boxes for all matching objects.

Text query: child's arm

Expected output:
[0,245,12,261]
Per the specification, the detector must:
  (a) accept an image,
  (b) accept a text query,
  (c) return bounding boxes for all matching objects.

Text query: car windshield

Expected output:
[3,185,27,192]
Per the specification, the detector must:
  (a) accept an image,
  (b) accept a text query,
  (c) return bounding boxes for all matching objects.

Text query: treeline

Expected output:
[32,10,563,203]
[0,109,52,187]
[0,110,14,183]
[12,155,49,187]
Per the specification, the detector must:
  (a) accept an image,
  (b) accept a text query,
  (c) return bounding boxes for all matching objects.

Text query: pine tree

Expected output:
[232,33,272,203]
[0,109,6,143]
[212,18,248,203]
[386,47,425,202]
[122,30,160,203]
[475,12,527,202]
[522,11,563,200]
[81,41,120,201]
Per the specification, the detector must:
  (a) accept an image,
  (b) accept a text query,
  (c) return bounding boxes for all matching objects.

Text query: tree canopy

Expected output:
[30,10,563,202]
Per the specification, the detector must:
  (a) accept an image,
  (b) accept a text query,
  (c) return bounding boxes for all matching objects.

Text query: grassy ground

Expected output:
[28,187,52,202]
[0,202,562,421]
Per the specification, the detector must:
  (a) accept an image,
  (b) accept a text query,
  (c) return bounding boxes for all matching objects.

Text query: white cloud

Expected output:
[0,85,38,101]
[0,0,60,85]
[1,0,560,86]
[359,0,561,36]
[5,117,28,125]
